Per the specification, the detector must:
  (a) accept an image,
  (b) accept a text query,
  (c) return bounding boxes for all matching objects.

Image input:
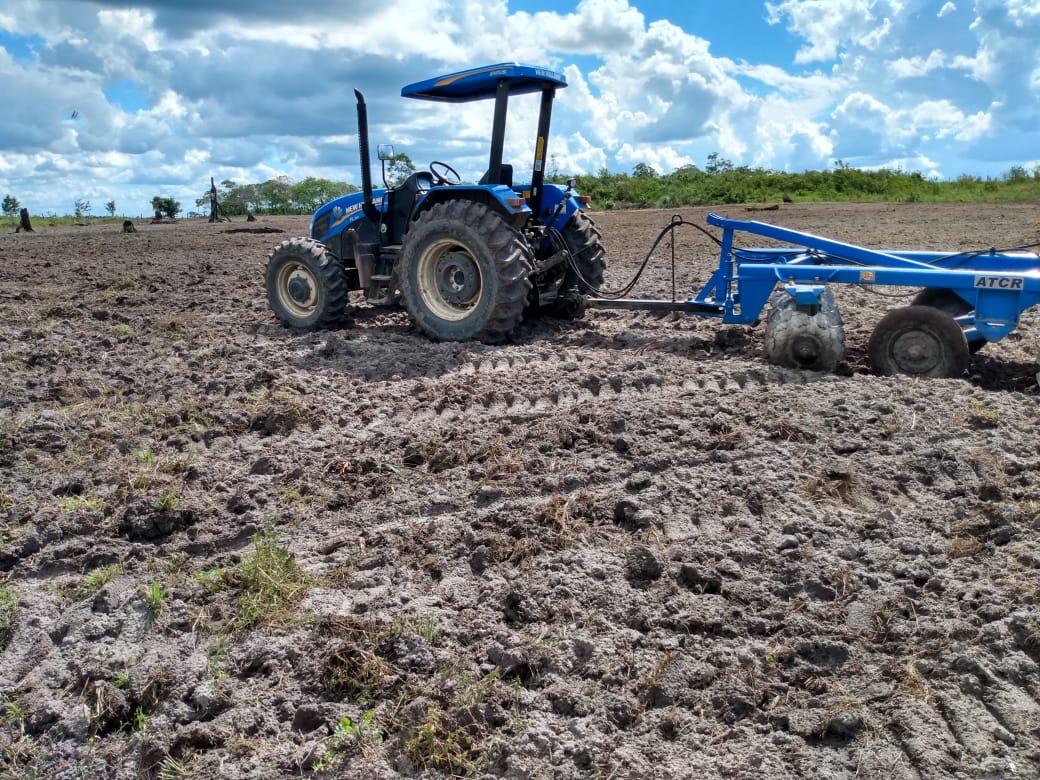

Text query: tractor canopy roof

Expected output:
[401,63,567,103]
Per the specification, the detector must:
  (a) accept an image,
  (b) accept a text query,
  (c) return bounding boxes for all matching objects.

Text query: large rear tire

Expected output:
[265,237,347,329]
[540,211,606,319]
[398,201,533,343]
[868,305,969,378]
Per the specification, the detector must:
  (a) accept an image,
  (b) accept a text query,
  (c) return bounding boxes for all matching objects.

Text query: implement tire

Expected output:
[868,305,969,378]
[912,288,986,354]
[265,237,348,329]
[399,200,533,343]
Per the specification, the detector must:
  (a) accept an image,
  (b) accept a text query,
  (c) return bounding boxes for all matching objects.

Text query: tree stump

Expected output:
[122,220,136,233]
[246,211,257,222]
[16,208,33,233]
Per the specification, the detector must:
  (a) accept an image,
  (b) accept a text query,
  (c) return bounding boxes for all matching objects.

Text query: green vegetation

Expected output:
[144,581,165,616]
[1,194,19,216]
[204,635,230,680]
[73,564,122,597]
[196,176,357,216]
[132,705,148,731]
[192,566,227,593]
[151,196,181,219]
[58,494,104,513]
[154,490,177,512]
[0,214,127,230]
[111,671,130,689]
[231,528,309,629]
[134,448,156,466]
[0,587,16,649]
[968,397,1000,427]
[405,706,482,775]
[552,157,1040,208]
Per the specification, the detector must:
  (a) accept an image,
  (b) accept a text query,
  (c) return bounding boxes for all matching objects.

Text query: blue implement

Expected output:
[694,213,1040,345]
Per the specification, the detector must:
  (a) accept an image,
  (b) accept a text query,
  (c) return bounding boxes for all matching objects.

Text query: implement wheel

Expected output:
[266,237,347,329]
[868,305,969,378]
[764,290,845,371]
[399,200,532,343]
[912,288,986,353]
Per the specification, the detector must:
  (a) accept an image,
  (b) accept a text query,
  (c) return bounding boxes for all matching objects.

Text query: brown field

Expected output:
[1,203,1039,779]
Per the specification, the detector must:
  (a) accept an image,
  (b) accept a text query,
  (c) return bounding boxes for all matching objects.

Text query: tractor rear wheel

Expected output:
[912,287,986,353]
[868,305,969,378]
[398,201,533,343]
[265,237,348,329]
[540,210,606,319]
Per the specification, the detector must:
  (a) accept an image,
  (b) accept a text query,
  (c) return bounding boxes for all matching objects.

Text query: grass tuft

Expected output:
[405,706,482,776]
[58,494,104,513]
[144,581,165,616]
[0,587,16,649]
[73,564,122,597]
[231,528,309,630]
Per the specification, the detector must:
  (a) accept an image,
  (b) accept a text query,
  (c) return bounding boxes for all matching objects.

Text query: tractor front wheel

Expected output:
[265,237,348,329]
[399,201,533,342]
[868,305,969,378]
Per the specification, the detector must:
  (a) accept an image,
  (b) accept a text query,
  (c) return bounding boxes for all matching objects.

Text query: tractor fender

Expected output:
[412,185,530,228]
[537,183,584,231]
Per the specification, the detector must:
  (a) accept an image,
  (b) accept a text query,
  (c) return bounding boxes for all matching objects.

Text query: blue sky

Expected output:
[0,0,1037,216]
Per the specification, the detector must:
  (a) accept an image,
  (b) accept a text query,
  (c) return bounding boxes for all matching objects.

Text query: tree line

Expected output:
[549,155,1040,208]
[4,154,1037,225]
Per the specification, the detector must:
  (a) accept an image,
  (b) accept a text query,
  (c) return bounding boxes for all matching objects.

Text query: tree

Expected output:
[259,176,294,213]
[632,162,659,179]
[705,152,734,175]
[1,194,19,216]
[150,196,181,219]
[386,153,415,187]
[290,177,354,213]
[105,200,116,217]
[73,199,91,218]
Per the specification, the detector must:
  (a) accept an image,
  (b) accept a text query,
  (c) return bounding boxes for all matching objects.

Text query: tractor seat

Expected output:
[478,164,513,187]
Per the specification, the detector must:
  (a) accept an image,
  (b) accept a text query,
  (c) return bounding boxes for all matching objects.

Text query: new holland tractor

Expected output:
[265,63,604,342]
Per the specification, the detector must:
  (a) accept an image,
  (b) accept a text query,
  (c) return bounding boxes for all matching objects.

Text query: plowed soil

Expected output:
[1,203,1039,780]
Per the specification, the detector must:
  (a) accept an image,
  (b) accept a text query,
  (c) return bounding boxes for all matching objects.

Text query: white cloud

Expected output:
[888,49,946,78]
[0,0,1034,215]
[766,0,903,63]
[938,2,956,18]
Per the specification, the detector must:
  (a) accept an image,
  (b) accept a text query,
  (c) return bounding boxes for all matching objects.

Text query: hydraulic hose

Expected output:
[553,215,722,300]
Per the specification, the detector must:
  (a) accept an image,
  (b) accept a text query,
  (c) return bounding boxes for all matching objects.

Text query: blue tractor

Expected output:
[265,63,604,342]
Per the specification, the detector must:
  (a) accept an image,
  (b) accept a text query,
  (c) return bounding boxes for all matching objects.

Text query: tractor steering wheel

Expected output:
[429,161,462,186]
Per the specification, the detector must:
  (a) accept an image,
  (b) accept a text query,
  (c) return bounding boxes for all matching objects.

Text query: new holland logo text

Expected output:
[973,275,1024,290]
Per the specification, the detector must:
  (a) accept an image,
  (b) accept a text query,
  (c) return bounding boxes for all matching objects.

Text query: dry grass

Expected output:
[947,535,986,558]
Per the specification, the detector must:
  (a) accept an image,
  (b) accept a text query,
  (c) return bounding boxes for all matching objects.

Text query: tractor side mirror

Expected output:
[377,144,395,161]
[567,178,577,188]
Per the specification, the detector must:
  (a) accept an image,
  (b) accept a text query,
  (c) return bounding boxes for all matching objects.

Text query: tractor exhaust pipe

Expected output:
[354,89,380,222]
